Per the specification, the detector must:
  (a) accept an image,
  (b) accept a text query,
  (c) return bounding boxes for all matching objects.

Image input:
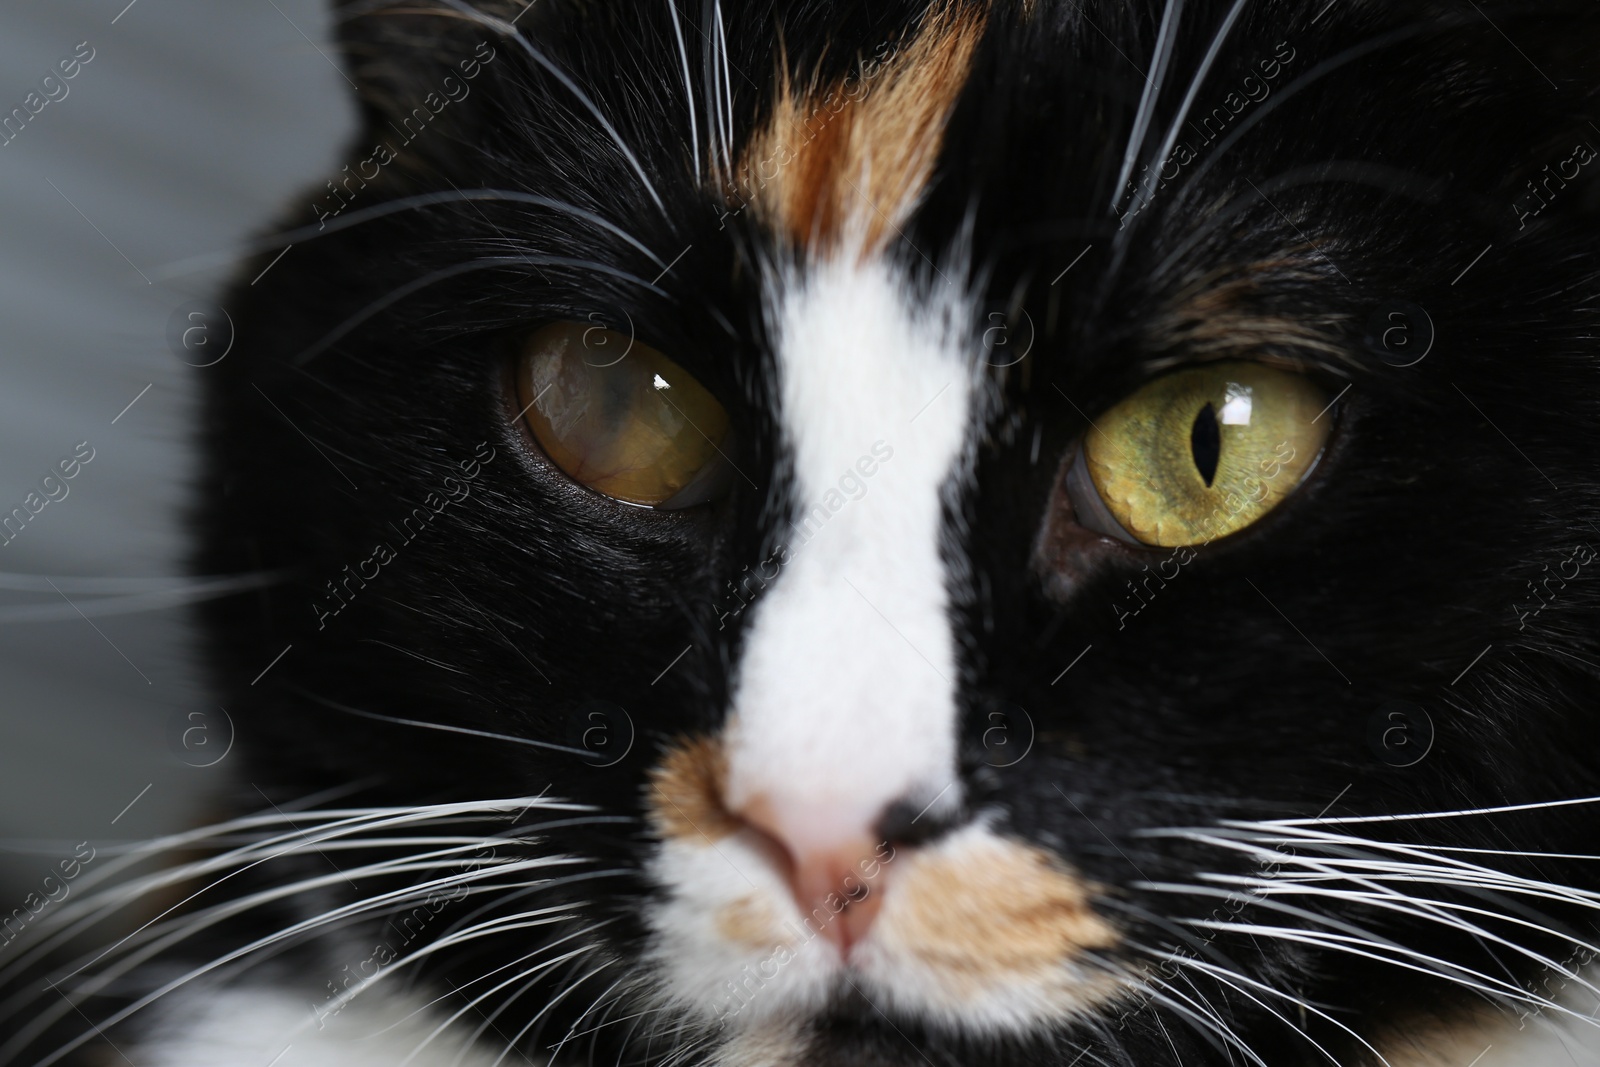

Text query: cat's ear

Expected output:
[328,1,526,150]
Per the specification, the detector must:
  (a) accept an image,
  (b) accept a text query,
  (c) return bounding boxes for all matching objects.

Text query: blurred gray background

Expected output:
[0,0,354,902]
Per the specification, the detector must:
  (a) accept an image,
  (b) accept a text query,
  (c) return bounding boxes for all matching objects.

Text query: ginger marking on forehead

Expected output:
[729,3,987,255]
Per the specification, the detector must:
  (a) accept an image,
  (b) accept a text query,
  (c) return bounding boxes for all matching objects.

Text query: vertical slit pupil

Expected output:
[1191,403,1221,487]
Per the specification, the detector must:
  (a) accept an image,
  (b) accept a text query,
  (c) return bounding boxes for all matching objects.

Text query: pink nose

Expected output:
[735,794,890,957]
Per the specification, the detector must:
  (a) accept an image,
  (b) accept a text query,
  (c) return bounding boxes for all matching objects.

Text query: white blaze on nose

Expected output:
[724,255,975,842]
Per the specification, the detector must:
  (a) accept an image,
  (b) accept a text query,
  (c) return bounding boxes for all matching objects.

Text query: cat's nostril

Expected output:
[876,794,960,848]
[733,793,894,958]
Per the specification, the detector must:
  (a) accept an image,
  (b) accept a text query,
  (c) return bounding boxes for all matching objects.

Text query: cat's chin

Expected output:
[641,821,1128,1039]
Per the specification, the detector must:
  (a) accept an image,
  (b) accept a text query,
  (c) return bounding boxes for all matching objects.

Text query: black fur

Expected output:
[6,1,1600,1064]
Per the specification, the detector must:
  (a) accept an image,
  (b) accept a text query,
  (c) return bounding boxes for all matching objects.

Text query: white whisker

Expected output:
[13,856,566,1066]
[545,974,628,1063]
[1259,793,1600,827]
[1140,833,1600,1004]
[153,189,665,281]
[1185,919,1589,1021]
[396,924,616,1063]
[1138,976,1271,1067]
[15,817,590,1067]
[666,0,701,185]
[1167,954,1396,1067]
[26,857,582,1067]
[489,958,620,1067]
[283,908,589,1051]
[423,0,669,217]
[1119,0,1250,226]
[1109,0,1185,214]
[10,799,581,992]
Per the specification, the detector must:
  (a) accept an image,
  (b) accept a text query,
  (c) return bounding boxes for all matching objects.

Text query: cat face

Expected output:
[183,0,1600,1064]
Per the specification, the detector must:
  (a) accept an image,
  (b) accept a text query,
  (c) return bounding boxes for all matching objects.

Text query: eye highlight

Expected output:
[514,322,732,508]
[1070,363,1331,547]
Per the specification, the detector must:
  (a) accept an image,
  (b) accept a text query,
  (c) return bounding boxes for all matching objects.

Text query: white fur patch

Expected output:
[642,820,1119,1035]
[131,985,510,1067]
[640,246,996,1035]
[643,831,843,1026]
[722,252,976,835]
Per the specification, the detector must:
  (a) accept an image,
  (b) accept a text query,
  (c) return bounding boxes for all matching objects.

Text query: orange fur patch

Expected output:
[877,831,1118,982]
[727,3,987,256]
[716,893,796,951]
[647,735,739,843]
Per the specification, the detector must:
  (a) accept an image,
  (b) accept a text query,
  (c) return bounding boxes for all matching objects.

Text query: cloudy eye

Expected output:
[515,322,733,508]
[1067,362,1332,547]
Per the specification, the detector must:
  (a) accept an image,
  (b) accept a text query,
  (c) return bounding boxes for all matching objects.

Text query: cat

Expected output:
[4,0,1600,1064]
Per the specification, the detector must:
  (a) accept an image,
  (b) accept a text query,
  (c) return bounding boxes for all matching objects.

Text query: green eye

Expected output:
[1073,363,1331,547]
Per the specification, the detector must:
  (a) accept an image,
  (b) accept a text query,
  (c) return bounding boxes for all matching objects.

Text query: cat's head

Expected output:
[197,0,1600,1063]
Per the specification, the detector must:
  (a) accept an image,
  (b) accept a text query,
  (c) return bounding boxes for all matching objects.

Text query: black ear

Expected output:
[327,0,527,170]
